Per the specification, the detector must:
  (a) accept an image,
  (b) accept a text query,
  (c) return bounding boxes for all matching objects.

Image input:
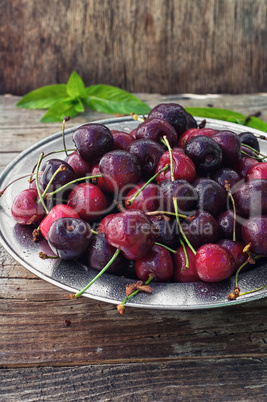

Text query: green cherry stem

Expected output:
[146,210,192,220]
[161,136,174,182]
[173,196,196,255]
[0,173,36,197]
[117,274,155,313]
[42,174,102,200]
[239,284,267,297]
[74,248,121,298]
[41,164,66,200]
[179,238,189,269]
[154,242,177,254]
[35,152,49,214]
[224,181,236,242]
[126,164,169,206]
[241,143,267,159]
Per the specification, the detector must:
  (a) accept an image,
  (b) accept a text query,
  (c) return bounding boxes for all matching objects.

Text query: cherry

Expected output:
[148,103,195,136]
[173,245,200,283]
[98,213,118,233]
[211,167,241,189]
[182,210,219,249]
[178,127,218,148]
[212,131,241,167]
[242,216,267,255]
[11,189,45,225]
[148,215,180,249]
[195,243,235,282]
[241,145,258,158]
[125,183,159,212]
[67,183,107,222]
[216,210,243,241]
[184,135,222,173]
[217,239,248,272]
[193,178,227,217]
[127,139,165,180]
[99,150,141,194]
[239,131,260,152]
[111,130,135,150]
[65,151,92,178]
[88,232,126,274]
[72,123,114,164]
[40,204,80,240]
[234,156,260,178]
[91,163,108,192]
[47,217,92,260]
[156,149,196,183]
[233,179,267,217]
[135,118,178,147]
[135,244,174,282]
[159,179,198,214]
[246,162,267,181]
[104,210,158,260]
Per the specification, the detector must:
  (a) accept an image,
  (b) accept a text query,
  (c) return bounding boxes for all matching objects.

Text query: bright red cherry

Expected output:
[156,149,196,183]
[173,246,200,283]
[246,162,267,181]
[125,183,159,212]
[11,189,45,225]
[195,243,235,282]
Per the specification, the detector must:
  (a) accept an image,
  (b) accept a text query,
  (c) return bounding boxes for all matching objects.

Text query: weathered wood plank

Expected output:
[1,1,267,95]
[0,359,267,401]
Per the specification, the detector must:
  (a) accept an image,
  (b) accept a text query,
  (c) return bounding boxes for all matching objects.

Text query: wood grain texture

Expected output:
[1,0,267,95]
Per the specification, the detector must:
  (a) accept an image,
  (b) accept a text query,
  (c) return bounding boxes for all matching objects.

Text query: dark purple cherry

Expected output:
[242,216,267,255]
[217,239,247,272]
[182,210,219,249]
[72,123,114,164]
[216,210,243,241]
[148,103,193,136]
[127,139,165,180]
[111,130,135,150]
[148,215,180,249]
[159,179,198,214]
[47,217,92,260]
[99,150,141,195]
[239,132,260,152]
[184,135,222,173]
[234,156,259,178]
[135,118,178,147]
[212,131,241,167]
[233,179,267,218]
[193,178,227,217]
[211,167,241,189]
[88,233,126,274]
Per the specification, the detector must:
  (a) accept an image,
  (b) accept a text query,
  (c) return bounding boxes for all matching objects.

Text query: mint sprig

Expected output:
[16,71,150,123]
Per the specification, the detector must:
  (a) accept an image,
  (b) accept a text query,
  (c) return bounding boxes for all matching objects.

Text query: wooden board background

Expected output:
[1,0,267,95]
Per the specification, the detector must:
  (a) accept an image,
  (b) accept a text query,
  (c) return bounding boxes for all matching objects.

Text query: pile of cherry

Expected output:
[5,103,267,306]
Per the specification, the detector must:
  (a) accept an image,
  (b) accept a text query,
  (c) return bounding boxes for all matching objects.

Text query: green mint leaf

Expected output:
[67,71,86,99]
[16,84,67,109]
[244,116,267,133]
[185,107,246,124]
[83,84,151,115]
[40,98,81,123]
[74,98,85,113]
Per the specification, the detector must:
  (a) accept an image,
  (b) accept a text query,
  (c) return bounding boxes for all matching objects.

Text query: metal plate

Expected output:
[0,117,267,310]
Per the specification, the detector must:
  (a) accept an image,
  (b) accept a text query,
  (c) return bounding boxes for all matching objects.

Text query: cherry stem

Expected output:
[173,196,196,255]
[154,242,177,254]
[35,152,49,214]
[241,143,267,159]
[239,284,267,297]
[161,136,174,181]
[146,210,191,220]
[0,173,36,197]
[74,248,121,298]
[126,164,169,206]
[224,181,236,242]
[42,174,102,199]
[179,238,189,269]
[130,112,145,122]
[62,116,70,157]
[41,164,66,200]
[118,274,155,310]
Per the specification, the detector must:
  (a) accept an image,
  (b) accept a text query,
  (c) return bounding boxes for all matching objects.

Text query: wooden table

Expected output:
[1,94,267,400]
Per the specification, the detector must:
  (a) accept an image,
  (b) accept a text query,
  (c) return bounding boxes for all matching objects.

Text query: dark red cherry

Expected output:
[47,217,92,260]
[40,204,80,240]
[234,156,259,178]
[88,233,127,274]
[211,167,241,189]
[212,131,241,167]
[11,189,45,225]
[242,216,267,255]
[195,243,235,282]
[239,131,260,152]
[148,215,180,249]
[127,139,165,180]
[193,178,227,217]
[99,150,141,195]
[178,127,218,148]
[125,183,159,212]
[159,179,198,214]
[148,103,193,136]
[233,179,267,217]
[182,210,219,249]
[173,246,200,283]
[246,162,267,181]
[135,118,178,147]
[135,244,174,282]
[72,123,114,164]
[91,163,108,192]
[111,130,135,150]
[184,135,222,173]
[217,239,247,272]
[65,151,92,178]
[156,149,196,183]
[98,213,118,233]
[67,183,107,222]
[104,210,158,260]
[216,210,243,241]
